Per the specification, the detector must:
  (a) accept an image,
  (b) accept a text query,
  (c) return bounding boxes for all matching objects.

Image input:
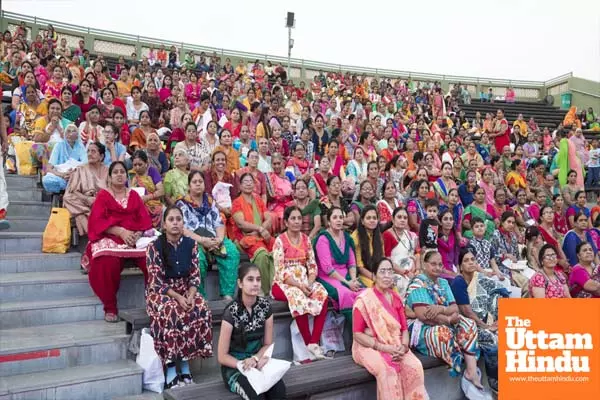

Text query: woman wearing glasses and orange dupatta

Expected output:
[231,172,275,296]
[353,258,428,400]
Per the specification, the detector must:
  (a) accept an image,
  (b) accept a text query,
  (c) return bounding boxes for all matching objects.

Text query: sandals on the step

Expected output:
[104,313,119,323]
[165,375,183,389]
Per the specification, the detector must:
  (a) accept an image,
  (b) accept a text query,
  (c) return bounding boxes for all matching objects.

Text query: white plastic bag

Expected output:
[290,319,314,362]
[236,344,291,395]
[320,311,345,354]
[136,328,164,393]
[212,181,233,209]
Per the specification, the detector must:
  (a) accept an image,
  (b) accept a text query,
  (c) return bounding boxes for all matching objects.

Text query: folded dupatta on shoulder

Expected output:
[88,189,152,243]
[313,230,355,265]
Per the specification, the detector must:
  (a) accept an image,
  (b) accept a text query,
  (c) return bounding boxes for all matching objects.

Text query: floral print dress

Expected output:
[272,232,328,318]
[528,271,568,298]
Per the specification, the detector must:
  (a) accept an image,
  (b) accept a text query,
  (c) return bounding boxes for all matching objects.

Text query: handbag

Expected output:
[236,344,290,395]
[42,208,71,253]
[194,227,227,259]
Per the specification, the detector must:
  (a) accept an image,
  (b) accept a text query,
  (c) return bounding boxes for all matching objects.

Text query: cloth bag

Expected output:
[236,344,291,395]
[320,311,345,354]
[42,208,71,253]
[136,328,164,393]
[290,319,314,362]
[14,140,36,175]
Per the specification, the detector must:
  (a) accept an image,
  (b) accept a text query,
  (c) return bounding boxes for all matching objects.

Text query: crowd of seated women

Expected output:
[3,27,600,399]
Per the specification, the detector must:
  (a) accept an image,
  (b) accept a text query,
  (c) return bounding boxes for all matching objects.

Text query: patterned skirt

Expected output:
[146,278,213,363]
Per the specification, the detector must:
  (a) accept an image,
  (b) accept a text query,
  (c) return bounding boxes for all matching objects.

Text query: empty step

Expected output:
[0,296,103,329]
[0,320,129,377]
[113,391,165,400]
[0,232,43,253]
[0,269,146,306]
[8,187,44,202]
[5,174,39,190]
[1,359,142,399]
[7,200,51,218]
[0,252,81,273]
[5,216,49,232]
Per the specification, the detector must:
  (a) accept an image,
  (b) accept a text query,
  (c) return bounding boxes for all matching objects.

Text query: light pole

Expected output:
[286,12,295,80]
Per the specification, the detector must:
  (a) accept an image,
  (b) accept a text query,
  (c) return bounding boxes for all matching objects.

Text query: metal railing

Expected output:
[544,72,573,87]
[2,9,576,90]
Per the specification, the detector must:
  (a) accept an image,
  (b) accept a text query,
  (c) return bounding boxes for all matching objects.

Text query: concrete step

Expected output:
[0,359,142,399]
[7,187,44,202]
[0,232,43,253]
[0,320,129,377]
[113,392,165,400]
[5,174,39,190]
[0,296,104,329]
[7,200,51,218]
[0,269,146,306]
[4,216,49,232]
[0,252,81,273]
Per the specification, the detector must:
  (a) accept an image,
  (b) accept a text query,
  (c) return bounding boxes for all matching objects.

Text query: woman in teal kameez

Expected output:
[177,171,240,300]
[405,250,484,391]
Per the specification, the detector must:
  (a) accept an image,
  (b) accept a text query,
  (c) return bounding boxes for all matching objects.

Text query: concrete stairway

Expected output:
[460,99,567,130]
[0,174,146,400]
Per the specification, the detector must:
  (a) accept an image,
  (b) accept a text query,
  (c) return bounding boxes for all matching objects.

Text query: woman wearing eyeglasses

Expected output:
[352,258,428,400]
[529,244,571,298]
[405,250,485,394]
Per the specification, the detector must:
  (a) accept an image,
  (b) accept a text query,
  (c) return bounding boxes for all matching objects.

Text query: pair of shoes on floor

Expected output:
[165,374,193,389]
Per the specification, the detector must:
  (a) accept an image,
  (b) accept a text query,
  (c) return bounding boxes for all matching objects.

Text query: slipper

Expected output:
[461,372,492,400]
[0,220,10,231]
[307,344,326,360]
[104,313,119,323]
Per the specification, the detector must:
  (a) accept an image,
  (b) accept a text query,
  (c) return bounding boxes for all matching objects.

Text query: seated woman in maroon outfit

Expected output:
[84,161,153,322]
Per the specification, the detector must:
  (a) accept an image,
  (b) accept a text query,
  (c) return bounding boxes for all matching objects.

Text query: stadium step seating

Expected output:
[0,172,473,399]
[460,99,567,130]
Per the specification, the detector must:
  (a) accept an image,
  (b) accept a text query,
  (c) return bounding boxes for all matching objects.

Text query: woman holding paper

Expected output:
[146,206,213,389]
[218,263,287,400]
[84,161,152,321]
[42,123,88,193]
[176,171,240,301]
